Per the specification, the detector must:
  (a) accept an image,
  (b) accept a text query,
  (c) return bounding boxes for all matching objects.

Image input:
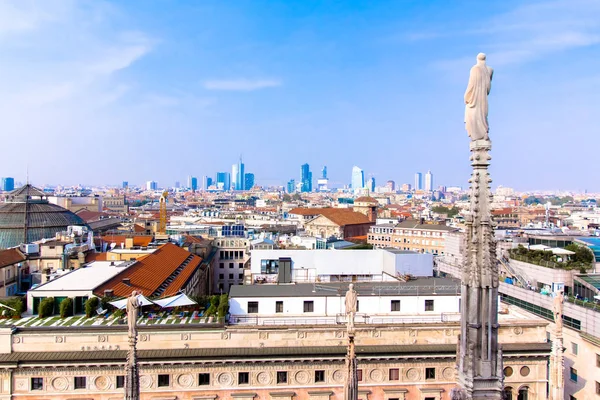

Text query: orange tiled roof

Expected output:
[288,207,327,216]
[308,209,372,226]
[85,252,108,263]
[133,224,146,233]
[492,208,515,215]
[0,248,25,269]
[100,235,154,248]
[94,243,202,298]
[354,196,377,203]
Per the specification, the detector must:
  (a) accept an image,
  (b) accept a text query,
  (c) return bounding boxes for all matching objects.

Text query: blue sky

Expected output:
[1,0,599,191]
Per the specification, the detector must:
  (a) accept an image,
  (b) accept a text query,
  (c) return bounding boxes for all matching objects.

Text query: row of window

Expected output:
[247,299,434,314]
[219,250,245,260]
[219,273,244,280]
[369,229,447,237]
[368,235,442,246]
[30,374,212,391]
[219,262,244,269]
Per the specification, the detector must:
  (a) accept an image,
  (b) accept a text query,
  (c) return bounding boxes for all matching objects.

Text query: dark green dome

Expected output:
[0,185,86,249]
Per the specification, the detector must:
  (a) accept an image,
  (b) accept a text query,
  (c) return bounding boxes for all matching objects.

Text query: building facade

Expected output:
[212,237,250,293]
[368,221,458,255]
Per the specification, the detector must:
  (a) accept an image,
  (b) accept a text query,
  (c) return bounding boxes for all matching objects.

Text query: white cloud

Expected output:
[203,79,282,91]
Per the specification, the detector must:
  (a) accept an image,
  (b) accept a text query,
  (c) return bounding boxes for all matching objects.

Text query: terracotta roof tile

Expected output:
[100,235,154,248]
[354,196,378,203]
[0,248,25,269]
[94,243,202,298]
[309,209,372,226]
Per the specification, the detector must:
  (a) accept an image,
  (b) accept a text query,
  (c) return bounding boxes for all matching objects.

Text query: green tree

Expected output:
[85,297,100,318]
[59,298,74,318]
[0,298,24,318]
[38,297,55,318]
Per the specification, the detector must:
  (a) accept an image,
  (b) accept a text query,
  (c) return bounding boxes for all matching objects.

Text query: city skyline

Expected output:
[0,1,599,191]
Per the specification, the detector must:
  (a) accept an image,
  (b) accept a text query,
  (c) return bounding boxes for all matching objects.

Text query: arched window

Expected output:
[517,386,529,400]
[503,387,513,400]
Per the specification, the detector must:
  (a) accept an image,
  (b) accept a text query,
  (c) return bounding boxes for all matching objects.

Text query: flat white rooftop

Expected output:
[30,261,133,292]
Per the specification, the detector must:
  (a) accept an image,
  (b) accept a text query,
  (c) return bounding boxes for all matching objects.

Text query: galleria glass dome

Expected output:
[0,185,86,249]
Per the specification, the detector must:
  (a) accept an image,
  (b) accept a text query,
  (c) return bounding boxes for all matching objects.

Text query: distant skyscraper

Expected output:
[351,166,364,192]
[203,176,213,190]
[425,170,433,192]
[187,176,198,191]
[232,157,245,190]
[231,164,239,190]
[1,177,14,192]
[322,166,327,179]
[122,181,128,189]
[287,179,296,193]
[301,163,312,193]
[401,183,412,192]
[216,172,230,191]
[146,181,158,191]
[175,181,181,189]
[414,172,423,191]
[386,180,395,192]
[244,173,255,190]
[367,177,376,193]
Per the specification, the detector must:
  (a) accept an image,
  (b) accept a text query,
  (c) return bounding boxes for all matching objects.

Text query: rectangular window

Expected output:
[229,273,234,279]
[158,374,170,387]
[596,381,600,395]
[570,367,578,382]
[276,301,283,313]
[303,301,314,313]
[357,369,363,381]
[74,377,86,390]
[315,370,325,383]
[219,263,224,269]
[248,301,259,314]
[389,368,400,381]
[229,262,234,269]
[277,371,288,384]
[116,376,125,388]
[597,354,600,367]
[199,373,210,386]
[572,342,578,355]
[391,300,401,311]
[239,262,244,269]
[219,274,224,279]
[239,372,249,385]
[239,273,244,280]
[31,377,43,391]
[425,299,434,311]
[426,367,436,380]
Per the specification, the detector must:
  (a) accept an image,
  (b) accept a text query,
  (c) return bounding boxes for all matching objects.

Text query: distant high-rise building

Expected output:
[401,183,412,192]
[414,172,423,191]
[1,177,15,192]
[231,164,239,190]
[203,176,213,190]
[425,170,433,192]
[287,179,296,193]
[244,173,255,190]
[301,164,312,193]
[122,181,128,189]
[367,177,376,193]
[351,166,364,192]
[146,181,158,191]
[216,172,230,191]
[322,166,327,179]
[175,181,181,189]
[386,180,395,192]
[187,176,198,191]
[232,157,245,190]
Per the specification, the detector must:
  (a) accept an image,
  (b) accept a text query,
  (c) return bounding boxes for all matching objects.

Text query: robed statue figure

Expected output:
[464,53,493,141]
[127,291,141,336]
[553,291,564,331]
[345,284,358,333]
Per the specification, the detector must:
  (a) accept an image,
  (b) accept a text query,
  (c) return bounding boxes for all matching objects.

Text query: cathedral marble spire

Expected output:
[454,54,503,400]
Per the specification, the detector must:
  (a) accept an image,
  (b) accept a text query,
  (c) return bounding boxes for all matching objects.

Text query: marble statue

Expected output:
[126,291,141,335]
[553,291,564,331]
[464,53,493,141]
[345,284,358,333]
